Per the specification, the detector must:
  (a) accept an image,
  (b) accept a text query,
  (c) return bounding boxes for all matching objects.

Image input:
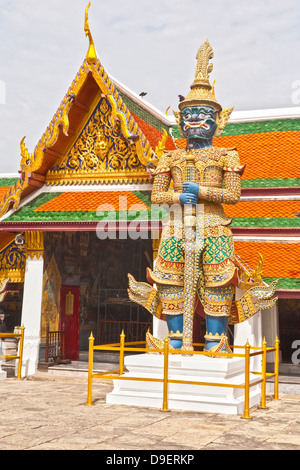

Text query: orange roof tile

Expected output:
[173,130,300,181]
[130,112,176,151]
[225,200,300,219]
[34,192,149,213]
[214,131,300,180]
[234,241,300,279]
[0,186,13,200]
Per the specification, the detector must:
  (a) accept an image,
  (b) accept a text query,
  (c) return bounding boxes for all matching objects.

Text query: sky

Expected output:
[0,0,300,173]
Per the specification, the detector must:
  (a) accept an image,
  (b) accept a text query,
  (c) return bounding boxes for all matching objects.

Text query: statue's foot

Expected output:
[146,331,175,353]
[204,333,232,357]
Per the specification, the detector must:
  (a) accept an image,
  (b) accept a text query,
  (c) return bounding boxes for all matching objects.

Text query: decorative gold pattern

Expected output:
[56,99,140,172]
[46,59,154,185]
[127,274,164,320]
[146,331,175,353]
[0,180,24,218]
[151,147,243,227]
[204,334,232,354]
[154,129,168,159]
[0,238,26,283]
[25,231,44,260]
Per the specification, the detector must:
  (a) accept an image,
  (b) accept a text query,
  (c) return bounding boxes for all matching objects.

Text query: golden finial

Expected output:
[20,136,33,167]
[178,39,221,112]
[84,2,97,63]
[194,39,214,85]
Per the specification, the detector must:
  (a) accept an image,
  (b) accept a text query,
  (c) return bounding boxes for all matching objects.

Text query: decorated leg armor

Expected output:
[157,284,184,349]
[204,315,231,354]
[202,285,234,354]
[166,314,183,349]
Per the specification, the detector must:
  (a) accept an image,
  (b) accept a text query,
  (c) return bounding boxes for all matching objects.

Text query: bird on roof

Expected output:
[67,93,76,101]
[139,92,147,97]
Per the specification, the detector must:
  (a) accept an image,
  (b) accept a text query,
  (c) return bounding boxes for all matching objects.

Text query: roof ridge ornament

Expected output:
[84,2,97,63]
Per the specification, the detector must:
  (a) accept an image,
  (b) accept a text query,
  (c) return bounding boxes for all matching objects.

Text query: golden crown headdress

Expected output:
[178,39,221,112]
[175,40,234,134]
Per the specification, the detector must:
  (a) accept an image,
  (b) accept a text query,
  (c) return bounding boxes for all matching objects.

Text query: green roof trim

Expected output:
[171,126,181,139]
[263,277,300,290]
[3,191,168,223]
[241,178,300,188]
[4,192,63,222]
[172,117,300,139]
[0,177,19,187]
[220,118,300,136]
[117,90,170,133]
[230,217,300,228]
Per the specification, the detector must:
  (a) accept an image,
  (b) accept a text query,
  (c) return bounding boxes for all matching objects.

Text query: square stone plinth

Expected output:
[106,353,261,415]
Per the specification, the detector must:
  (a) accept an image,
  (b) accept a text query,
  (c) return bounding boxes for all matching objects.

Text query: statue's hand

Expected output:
[183,182,199,195]
[179,192,198,205]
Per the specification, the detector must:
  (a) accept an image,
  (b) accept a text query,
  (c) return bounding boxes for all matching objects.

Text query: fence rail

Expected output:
[0,325,25,379]
[86,331,280,419]
[98,319,152,345]
[44,323,66,364]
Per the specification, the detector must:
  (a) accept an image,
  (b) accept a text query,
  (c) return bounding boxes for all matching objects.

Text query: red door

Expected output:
[60,286,80,360]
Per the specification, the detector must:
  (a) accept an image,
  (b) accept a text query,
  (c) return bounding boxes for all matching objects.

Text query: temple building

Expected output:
[0,10,300,375]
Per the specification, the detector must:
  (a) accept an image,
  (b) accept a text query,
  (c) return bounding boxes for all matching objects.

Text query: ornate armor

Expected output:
[128,39,278,354]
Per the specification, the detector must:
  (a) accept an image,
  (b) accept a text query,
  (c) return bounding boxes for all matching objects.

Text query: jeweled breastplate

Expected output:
[170,148,231,227]
[170,148,226,191]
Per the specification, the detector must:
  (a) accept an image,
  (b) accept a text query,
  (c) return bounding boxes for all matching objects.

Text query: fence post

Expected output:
[62,323,65,360]
[259,337,268,409]
[17,325,25,379]
[242,340,253,419]
[161,336,170,412]
[86,332,95,406]
[45,323,49,363]
[274,336,280,400]
[119,330,125,376]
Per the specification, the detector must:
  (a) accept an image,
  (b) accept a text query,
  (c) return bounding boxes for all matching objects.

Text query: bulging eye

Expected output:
[183,112,191,120]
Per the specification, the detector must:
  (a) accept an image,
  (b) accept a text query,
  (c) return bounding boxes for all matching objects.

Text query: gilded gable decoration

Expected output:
[47,95,150,185]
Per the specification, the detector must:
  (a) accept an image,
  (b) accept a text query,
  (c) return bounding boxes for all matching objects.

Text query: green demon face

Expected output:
[179,106,218,141]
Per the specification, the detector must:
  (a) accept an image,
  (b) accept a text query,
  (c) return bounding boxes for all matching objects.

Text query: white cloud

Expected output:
[0,0,300,172]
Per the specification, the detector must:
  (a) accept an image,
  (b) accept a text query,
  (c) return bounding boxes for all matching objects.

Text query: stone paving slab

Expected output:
[0,371,299,451]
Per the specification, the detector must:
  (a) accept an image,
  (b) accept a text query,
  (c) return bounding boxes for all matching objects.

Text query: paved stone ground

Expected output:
[0,370,300,451]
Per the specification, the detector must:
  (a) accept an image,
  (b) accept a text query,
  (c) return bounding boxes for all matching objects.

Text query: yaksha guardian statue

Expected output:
[128,40,277,354]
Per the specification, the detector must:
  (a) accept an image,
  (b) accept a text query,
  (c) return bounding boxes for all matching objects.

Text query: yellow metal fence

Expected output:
[86,331,280,419]
[0,325,25,379]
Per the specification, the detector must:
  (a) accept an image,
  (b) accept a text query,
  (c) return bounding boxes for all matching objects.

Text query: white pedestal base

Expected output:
[106,353,261,415]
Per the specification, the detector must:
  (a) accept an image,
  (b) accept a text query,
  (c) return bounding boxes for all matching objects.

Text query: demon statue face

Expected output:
[179,105,218,143]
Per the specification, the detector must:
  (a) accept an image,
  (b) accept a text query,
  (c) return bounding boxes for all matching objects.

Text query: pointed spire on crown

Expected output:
[178,39,221,111]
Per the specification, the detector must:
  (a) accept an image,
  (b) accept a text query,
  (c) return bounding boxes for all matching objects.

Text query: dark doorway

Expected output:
[43,232,153,350]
